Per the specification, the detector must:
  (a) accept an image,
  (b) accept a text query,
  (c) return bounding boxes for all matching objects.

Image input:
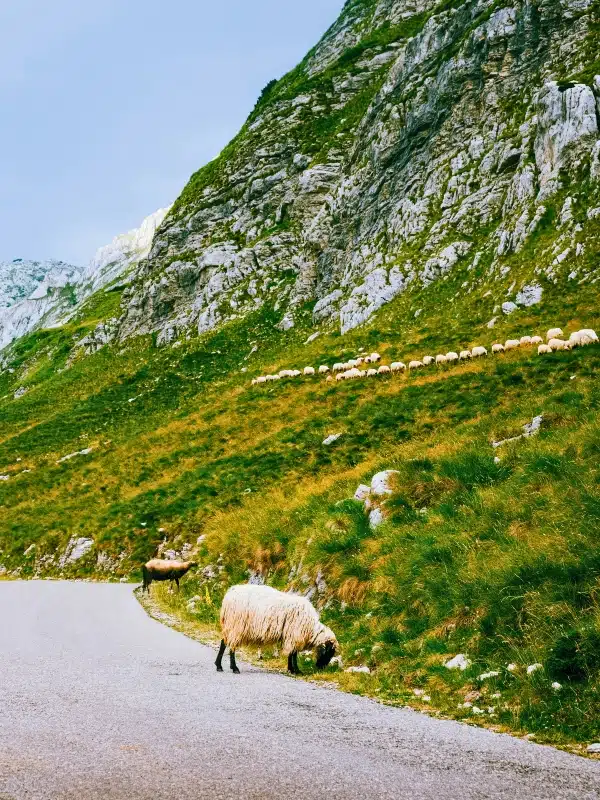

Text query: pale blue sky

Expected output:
[0,1,343,264]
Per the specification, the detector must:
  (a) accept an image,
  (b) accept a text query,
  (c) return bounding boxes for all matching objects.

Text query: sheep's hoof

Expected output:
[216,665,223,672]
[232,667,240,674]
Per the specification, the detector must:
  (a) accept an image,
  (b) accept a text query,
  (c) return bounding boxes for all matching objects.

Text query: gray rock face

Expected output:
[113,0,600,343]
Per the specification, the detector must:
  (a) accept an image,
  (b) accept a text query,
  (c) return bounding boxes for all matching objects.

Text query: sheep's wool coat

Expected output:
[221,584,337,655]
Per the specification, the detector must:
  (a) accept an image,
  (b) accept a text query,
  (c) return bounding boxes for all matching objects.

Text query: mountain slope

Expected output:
[119,0,600,344]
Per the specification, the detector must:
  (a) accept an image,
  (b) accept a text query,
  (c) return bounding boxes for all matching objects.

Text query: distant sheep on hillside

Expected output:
[422,356,435,366]
[391,361,406,373]
[538,344,552,355]
[409,360,424,371]
[436,354,447,366]
[446,352,459,364]
[459,350,472,360]
[318,365,330,374]
[377,365,391,376]
[505,339,520,351]
[472,346,488,358]
[548,338,571,351]
[303,367,316,376]
[492,344,504,354]
[520,336,533,346]
[216,584,339,675]
[547,328,564,341]
[531,336,544,345]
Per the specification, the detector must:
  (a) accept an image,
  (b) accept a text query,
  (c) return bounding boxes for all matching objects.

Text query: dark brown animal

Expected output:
[141,559,197,593]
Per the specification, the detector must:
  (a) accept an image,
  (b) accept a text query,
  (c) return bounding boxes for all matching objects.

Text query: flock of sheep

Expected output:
[141,559,339,675]
[251,327,598,386]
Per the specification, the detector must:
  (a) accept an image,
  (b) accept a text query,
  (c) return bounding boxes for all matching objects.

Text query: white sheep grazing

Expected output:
[355,357,364,366]
[291,370,302,377]
[216,584,339,675]
[303,366,316,376]
[570,329,598,347]
[492,343,505,355]
[251,379,257,385]
[530,336,544,345]
[370,352,381,363]
[446,352,459,364]
[435,354,447,366]
[409,360,424,371]
[335,372,346,382]
[580,328,598,342]
[332,363,345,373]
[318,365,330,375]
[366,368,378,377]
[547,328,564,341]
[472,346,488,358]
[378,365,391,376]
[326,375,334,383]
[459,350,472,360]
[520,336,533,346]
[538,344,552,355]
[422,356,435,366]
[505,339,520,351]
[548,338,571,352]
[255,376,267,384]
[390,361,406,373]
[348,368,362,380]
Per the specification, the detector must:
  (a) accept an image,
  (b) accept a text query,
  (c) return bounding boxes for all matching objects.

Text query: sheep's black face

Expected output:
[315,641,336,669]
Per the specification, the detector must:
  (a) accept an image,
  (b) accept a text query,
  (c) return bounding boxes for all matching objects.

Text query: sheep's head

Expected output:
[313,625,339,669]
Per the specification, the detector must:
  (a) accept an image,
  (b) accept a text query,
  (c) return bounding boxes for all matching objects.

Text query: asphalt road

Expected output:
[0,582,599,800]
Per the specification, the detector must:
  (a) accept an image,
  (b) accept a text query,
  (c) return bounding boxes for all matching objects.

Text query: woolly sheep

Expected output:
[446,352,459,364]
[579,328,598,342]
[505,339,520,351]
[355,357,364,366]
[520,336,533,346]
[332,363,345,373]
[303,367,316,376]
[435,354,447,366]
[390,361,406,373]
[570,329,598,347]
[547,328,564,341]
[459,350,472,360]
[370,353,381,363]
[492,344,505,354]
[548,338,571,351]
[378,365,391,375]
[530,336,544,345]
[472,346,488,358]
[347,367,362,380]
[291,370,301,377]
[538,344,552,355]
[326,375,334,383]
[142,559,197,593]
[422,356,435,366]
[216,584,339,675]
[366,368,378,377]
[255,376,267,384]
[335,373,346,382]
[318,365,330,374]
[408,360,424,370]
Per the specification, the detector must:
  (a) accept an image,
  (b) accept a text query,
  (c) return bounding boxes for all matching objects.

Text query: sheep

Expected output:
[255,376,267,384]
[491,343,504,354]
[335,372,346,382]
[377,365,391,376]
[446,352,459,364]
[390,361,406,373]
[408,360,424,371]
[520,336,533,346]
[303,366,316,376]
[422,356,435,366]
[366,368,378,377]
[291,370,302,377]
[505,339,520,351]
[325,375,334,383]
[548,338,571,351]
[547,328,564,341]
[459,350,472,360]
[142,559,197,593]
[216,584,339,675]
[538,344,552,355]
[370,352,381,363]
[471,346,488,358]
[347,367,362,380]
[355,357,364,366]
[530,336,544,345]
[435,354,447,366]
[579,328,598,342]
[332,363,345,373]
[570,329,598,347]
[318,365,330,375]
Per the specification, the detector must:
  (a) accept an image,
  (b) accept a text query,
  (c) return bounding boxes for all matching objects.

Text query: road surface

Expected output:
[0,581,599,799]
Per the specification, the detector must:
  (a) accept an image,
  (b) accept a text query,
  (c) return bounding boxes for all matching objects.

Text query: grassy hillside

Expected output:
[1,247,599,747]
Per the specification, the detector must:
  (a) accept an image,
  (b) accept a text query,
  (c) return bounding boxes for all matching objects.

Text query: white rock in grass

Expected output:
[472,706,485,715]
[445,654,471,671]
[330,656,343,668]
[345,666,371,674]
[0,475,9,481]
[354,484,371,501]
[527,663,543,675]
[413,688,426,697]
[586,743,600,754]
[322,433,342,446]
[551,682,562,691]
[478,671,500,681]
[507,663,517,672]
[369,507,386,529]
[371,470,399,496]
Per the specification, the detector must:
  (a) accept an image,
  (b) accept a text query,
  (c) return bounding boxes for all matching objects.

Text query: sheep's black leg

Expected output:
[292,652,302,675]
[215,639,226,672]
[230,649,240,674]
[287,653,295,673]
[175,577,180,591]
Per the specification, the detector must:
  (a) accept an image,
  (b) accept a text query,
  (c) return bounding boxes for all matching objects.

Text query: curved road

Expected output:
[0,582,599,799]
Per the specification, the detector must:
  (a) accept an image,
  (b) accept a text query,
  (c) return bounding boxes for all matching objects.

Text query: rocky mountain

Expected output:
[0,208,170,352]
[118,0,600,346]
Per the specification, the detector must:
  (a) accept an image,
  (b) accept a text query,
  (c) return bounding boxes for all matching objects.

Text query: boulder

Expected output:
[445,654,472,671]
[370,470,399,497]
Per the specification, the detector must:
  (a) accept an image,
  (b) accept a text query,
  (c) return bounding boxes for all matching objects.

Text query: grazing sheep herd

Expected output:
[251,327,598,387]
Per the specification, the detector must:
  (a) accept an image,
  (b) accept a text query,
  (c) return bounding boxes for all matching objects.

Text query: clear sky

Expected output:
[0,0,344,265]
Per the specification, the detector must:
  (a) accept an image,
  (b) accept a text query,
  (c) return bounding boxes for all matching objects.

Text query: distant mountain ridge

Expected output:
[0,207,170,351]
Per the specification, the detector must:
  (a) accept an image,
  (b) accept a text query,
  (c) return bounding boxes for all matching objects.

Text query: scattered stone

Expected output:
[345,666,371,674]
[551,682,562,691]
[368,507,386,530]
[322,433,342,446]
[370,470,399,496]
[478,671,500,681]
[330,656,343,668]
[413,688,426,697]
[472,707,485,715]
[60,537,94,566]
[0,475,9,481]
[502,301,518,315]
[57,448,93,464]
[507,663,517,672]
[527,663,543,675]
[493,416,543,448]
[445,654,471,671]
[586,743,600,754]
[304,332,321,344]
[13,387,28,399]
[354,484,371,501]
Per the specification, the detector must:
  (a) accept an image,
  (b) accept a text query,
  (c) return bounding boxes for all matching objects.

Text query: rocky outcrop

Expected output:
[116,0,600,343]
